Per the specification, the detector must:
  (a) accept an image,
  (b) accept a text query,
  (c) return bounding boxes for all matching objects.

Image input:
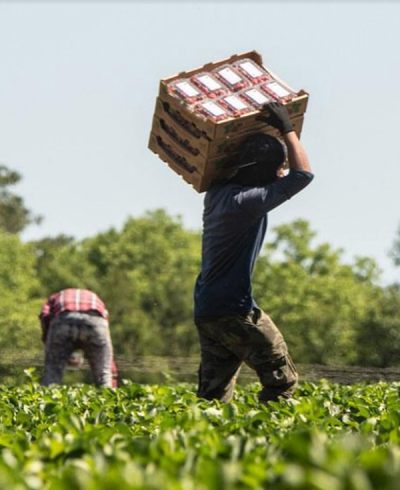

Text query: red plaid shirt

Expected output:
[39,289,109,330]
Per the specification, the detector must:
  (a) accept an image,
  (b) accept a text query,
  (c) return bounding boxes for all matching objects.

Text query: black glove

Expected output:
[257,102,293,134]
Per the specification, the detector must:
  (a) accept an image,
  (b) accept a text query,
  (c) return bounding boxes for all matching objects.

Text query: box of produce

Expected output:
[149,50,309,192]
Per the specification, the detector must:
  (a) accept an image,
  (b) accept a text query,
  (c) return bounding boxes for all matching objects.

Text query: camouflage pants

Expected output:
[195,308,298,403]
[41,312,114,387]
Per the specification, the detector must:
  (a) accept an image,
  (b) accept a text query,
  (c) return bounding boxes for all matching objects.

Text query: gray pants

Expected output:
[41,312,114,387]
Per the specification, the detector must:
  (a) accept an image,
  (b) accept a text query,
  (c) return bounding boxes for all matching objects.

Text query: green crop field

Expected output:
[1,375,400,490]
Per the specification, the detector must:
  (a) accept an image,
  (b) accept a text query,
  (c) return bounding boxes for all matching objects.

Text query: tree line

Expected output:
[1,164,400,367]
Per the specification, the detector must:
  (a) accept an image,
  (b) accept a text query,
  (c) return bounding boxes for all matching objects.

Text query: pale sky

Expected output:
[1,1,399,284]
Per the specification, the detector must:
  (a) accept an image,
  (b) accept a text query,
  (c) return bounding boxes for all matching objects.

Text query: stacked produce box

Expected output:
[148,50,309,192]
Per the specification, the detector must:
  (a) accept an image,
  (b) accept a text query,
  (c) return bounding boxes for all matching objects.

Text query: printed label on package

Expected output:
[175,81,200,97]
[224,95,248,111]
[267,82,291,98]
[197,74,222,91]
[245,89,270,105]
[202,101,226,117]
[239,61,263,78]
[218,67,242,85]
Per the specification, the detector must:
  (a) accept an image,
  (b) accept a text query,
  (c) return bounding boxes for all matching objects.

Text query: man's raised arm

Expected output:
[284,131,312,173]
[259,101,312,174]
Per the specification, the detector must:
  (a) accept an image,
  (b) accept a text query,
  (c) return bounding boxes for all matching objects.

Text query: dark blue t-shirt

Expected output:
[194,170,314,318]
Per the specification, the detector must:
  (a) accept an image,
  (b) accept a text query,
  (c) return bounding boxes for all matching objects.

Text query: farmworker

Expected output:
[67,350,120,388]
[39,288,117,387]
[194,102,313,403]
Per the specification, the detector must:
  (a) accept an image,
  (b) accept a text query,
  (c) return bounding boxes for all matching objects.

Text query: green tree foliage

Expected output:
[390,224,400,267]
[355,285,400,367]
[253,220,381,365]
[2,202,400,367]
[0,165,41,234]
[28,214,400,365]
[32,210,201,357]
[31,234,99,296]
[88,211,200,354]
[0,230,42,360]
[85,210,201,357]
[353,225,400,367]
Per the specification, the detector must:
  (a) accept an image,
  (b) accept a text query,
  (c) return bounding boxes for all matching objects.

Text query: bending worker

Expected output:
[39,288,117,387]
[194,102,314,403]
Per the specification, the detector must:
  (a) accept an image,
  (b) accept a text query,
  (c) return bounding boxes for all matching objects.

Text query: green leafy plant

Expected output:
[1,381,400,489]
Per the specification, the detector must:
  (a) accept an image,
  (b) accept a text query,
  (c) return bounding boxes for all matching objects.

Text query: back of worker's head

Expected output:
[229,133,285,186]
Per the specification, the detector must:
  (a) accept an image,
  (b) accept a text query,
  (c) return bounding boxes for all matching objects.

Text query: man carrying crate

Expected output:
[39,288,118,387]
[194,102,313,403]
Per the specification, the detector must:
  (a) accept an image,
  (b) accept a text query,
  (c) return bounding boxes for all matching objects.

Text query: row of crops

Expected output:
[1,375,400,489]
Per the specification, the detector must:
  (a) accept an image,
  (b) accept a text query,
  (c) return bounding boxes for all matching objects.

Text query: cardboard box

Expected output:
[158,86,308,142]
[148,132,233,192]
[148,111,303,193]
[151,109,304,165]
[149,50,309,192]
[158,51,308,141]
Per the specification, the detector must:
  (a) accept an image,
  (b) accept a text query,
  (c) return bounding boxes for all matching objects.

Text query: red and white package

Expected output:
[213,64,249,92]
[219,94,253,117]
[191,72,228,98]
[167,79,205,104]
[260,81,295,102]
[241,88,274,109]
[193,100,230,122]
[233,58,271,84]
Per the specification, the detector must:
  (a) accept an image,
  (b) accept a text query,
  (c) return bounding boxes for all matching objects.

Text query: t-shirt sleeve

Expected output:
[235,170,314,216]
